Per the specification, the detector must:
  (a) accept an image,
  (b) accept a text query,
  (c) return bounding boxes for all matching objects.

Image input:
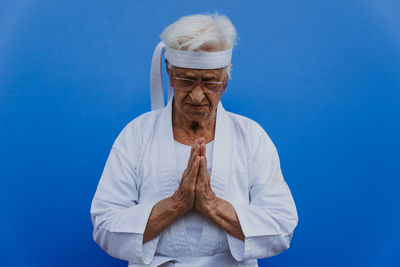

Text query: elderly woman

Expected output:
[91,14,298,267]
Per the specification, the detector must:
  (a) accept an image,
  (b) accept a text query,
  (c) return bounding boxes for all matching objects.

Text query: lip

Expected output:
[188,104,206,111]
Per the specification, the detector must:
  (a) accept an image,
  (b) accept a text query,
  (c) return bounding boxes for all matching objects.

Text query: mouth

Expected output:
[188,104,206,111]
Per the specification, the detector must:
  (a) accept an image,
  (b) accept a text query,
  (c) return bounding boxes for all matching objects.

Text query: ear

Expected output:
[225,63,233,80]
[165,59,173,86]
[223,80,228,92]
[225,65,232,85]
[223,67,230,92]
[165,59,170,75]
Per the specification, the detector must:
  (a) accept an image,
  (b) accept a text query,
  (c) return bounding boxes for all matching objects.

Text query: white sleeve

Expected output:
[227,128,298,261]
[90,140,161,265]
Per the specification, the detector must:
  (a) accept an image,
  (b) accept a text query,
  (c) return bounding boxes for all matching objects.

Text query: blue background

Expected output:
[1,1,399,266]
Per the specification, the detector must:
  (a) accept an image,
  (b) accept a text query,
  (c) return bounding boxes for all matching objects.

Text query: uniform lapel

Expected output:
[155,97,192,257]
[209,101,231,198]
[197,101,231,256]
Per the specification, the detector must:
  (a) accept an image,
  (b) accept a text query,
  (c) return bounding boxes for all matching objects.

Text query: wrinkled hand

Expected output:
[172,139,201,213]
[195,138,218,218]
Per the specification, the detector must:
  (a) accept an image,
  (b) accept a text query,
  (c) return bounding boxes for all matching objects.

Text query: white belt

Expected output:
[129,251,258,267]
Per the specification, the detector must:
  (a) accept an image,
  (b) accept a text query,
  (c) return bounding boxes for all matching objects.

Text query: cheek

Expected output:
[210,95,222,109]
[174,92,187,109]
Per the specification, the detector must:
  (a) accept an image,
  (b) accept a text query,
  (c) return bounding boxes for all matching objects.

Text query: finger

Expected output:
[195,138,201,145]
[199,141,205,156]
[189,139,199,159]
[190,155,201,177]
[200,155,207,172]
[195,156,203,186]
[197,156,207,178]
[196,156,207,186]
[183,155,199,185]
[188,145,199,168]
[200,137,205,147]
[189,140,201,164]
[189,143,195,157]
[201,143,207,163]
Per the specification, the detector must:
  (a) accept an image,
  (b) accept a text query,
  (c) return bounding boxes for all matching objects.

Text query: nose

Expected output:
[189,84,206,103]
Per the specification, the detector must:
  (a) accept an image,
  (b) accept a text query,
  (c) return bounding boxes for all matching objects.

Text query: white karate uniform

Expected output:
[90,98,298,266]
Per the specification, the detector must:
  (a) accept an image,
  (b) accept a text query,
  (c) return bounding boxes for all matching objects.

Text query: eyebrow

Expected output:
[202,73,220,79]
[176,71,197,78]
[176,71,220,80]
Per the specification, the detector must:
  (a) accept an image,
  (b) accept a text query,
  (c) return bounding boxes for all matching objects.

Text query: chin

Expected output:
[183,109,208,120]
[186,111,207,120]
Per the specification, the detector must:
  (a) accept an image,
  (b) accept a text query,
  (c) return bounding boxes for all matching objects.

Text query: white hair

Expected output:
[160,13,237,77]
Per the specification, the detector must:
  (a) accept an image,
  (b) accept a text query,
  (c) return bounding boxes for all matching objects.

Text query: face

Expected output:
[168,65,227,122]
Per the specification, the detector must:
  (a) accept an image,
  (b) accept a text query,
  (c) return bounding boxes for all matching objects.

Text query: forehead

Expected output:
[172,66,225,78]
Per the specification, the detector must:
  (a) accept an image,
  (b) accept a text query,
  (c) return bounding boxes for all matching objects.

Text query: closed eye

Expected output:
[202,78,219,82]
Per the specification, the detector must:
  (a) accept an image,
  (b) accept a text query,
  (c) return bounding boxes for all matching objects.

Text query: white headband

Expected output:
[150,41,232,110]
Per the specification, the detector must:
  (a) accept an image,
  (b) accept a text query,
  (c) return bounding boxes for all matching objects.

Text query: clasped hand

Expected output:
[172,137,218,218]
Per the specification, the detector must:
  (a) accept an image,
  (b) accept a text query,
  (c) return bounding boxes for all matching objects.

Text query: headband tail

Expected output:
[150,41,166,110]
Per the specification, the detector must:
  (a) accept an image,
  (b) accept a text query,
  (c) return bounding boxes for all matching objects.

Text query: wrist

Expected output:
[208,198,220,220]
[171,191,192,214]
[197,197,219,220]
